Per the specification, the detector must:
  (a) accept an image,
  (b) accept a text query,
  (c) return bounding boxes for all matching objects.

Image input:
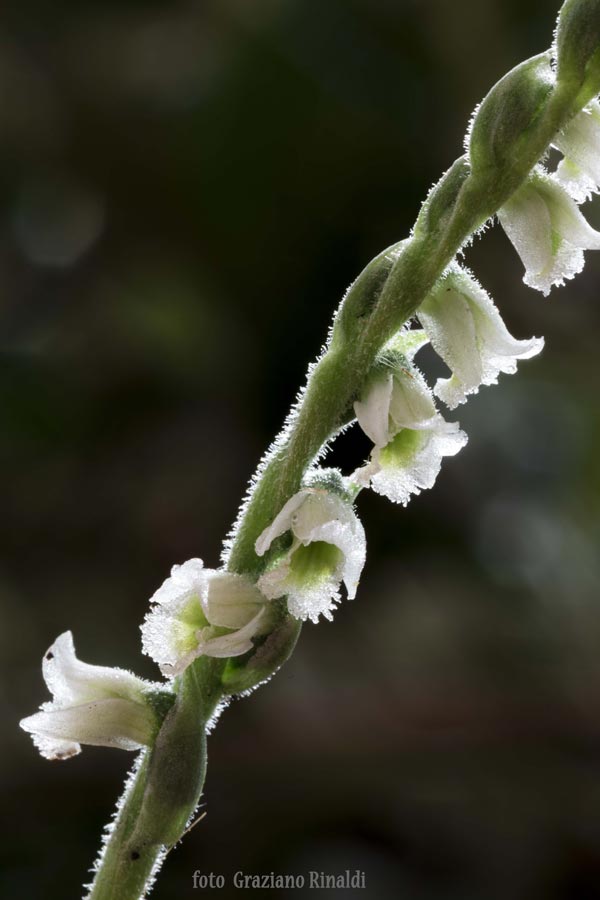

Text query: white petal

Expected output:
[419,286,482,406]
[255,491,308,557]
[288,493,365,600]
[195,607,270,658]
[554,102,600,193]
[43,632,152,707]
[149,558,208,606]
[543,177,600,250]
[555,157,598,203]
[388,367,438,429]
[140,595,204,676]
[20,697,154,757]
[257,490,366,618]
[201,571,268,629]
[286,584,342,624]
[419,267,543,407]
[258,551,343,622]
[354,373,393,446]
[499,171,600,295]
[368,421,467,506]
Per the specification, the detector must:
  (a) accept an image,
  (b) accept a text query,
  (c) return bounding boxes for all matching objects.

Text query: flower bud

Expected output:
[556,0,600,104]
[469,54,555,177]
[418,264,544,407]
[20,632,169,760]
[141,559,274,676]
[255,485,366,624]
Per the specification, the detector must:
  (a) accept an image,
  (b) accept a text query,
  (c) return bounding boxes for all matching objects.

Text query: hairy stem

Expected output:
[87,17,593,898]
[225,83,578,579]
[87,660,224,900]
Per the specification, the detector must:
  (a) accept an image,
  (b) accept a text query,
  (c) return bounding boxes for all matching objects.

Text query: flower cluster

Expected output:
[21,82,600,765]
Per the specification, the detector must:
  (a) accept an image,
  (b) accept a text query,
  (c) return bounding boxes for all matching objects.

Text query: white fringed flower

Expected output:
[20,632,162,761]
[141,559,272,676]
[354,350,467,505]
[553,100,600,202]
[498,167,600,295]
[255,488,366,624]
[417,265,544,408]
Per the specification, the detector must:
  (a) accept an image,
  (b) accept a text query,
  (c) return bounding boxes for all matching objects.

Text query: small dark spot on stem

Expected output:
[130,851,140,861]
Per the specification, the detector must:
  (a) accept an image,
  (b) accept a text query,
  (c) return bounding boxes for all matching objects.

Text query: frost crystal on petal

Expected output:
[367,421,467,506]
[418,264,543,408]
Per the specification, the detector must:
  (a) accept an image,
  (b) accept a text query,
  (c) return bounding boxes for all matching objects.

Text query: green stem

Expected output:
[87,659,224,900]
[224,87,578,580]
[87,17,593,899]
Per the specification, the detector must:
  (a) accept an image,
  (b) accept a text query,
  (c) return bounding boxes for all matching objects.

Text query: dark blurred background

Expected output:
[3,1,600,898]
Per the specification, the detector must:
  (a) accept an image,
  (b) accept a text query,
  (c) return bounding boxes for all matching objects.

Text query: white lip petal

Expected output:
[20,697,155,756]
[555,158,598,203]
[286,584,342,624]
[300,512,366,601]
[140,599,201,674]
[368,421,468,506]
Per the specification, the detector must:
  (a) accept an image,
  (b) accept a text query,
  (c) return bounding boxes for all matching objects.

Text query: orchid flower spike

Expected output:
[417,265,544,409]
[255,480,366,624]
[498,166,600,295]
[353,335,467,505]
[141,559,273,677]
[553,100,600,202]
[20,632,167,761]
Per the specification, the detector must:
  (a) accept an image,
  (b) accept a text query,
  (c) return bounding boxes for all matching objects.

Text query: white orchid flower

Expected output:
[141,559,272,677]
[417,265,544,408]
[553,100,600,202]
[354,344,467,506]
[20,631,164,761]
[498,167,600,295]
[255,488,366,624]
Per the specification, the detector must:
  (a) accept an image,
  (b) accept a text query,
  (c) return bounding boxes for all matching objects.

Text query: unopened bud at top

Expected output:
[556,0,600,105]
